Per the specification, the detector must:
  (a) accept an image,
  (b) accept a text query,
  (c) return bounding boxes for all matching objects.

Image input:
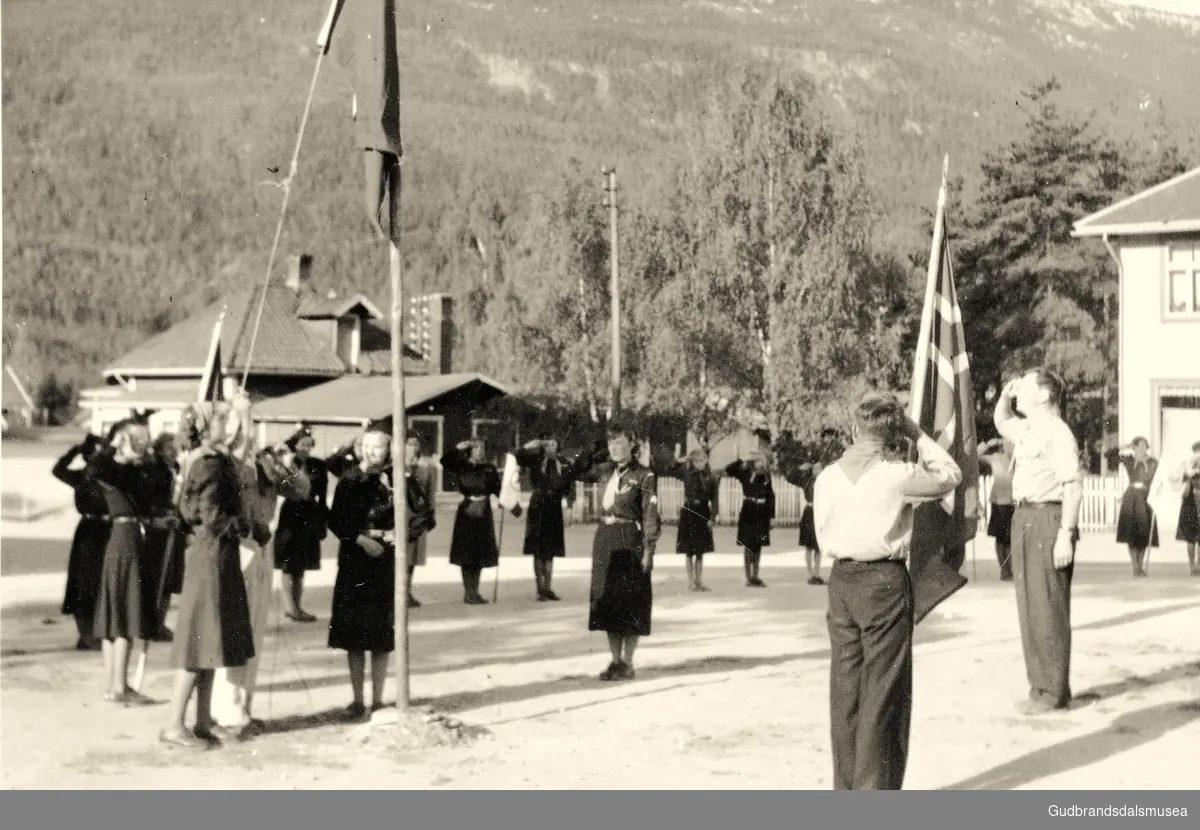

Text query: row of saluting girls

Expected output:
[318,430,835,604]
[52,410,837,744]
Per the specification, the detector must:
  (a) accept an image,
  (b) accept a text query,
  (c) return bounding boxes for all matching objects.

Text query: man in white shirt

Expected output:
[994,368,1082,715]
[814,394,962,790]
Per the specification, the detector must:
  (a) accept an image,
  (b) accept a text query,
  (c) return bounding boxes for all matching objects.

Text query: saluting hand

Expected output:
[1053,529,1075,570]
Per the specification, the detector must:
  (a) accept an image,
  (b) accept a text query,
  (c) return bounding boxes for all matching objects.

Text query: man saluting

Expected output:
[814,394,962,790]
[994,368,1082,715]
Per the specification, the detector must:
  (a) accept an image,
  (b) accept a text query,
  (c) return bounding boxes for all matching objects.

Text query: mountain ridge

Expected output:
[2,0,1197,403]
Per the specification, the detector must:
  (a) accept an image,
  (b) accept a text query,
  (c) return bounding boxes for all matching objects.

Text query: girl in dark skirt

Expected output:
[328,422,434,718]
[1174,441,1200,576]
[138,434,183,643]
[515,435,579,601]
[1116,438,1160,578]
[978,438,1016,581]
[726,450,776,588]
[655,448,718,592]
[51,433,109,650]
[403,436,438,609]
[784,458,824,586]
[160,401,256,750]
[576,424,661,681]
[273,425,329,623]
[441,440,504,605]
[87,419,157,704]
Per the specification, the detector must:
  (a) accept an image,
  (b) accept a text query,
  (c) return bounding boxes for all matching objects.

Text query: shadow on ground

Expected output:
[942,699,1200,790]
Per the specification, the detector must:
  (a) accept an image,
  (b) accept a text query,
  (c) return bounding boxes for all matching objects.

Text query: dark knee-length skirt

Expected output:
[987,503,1015,547]
[170,531,255,671]
[676,503,714,555]
[736,502,771,554]
[92,521,154,641]
[1177,490,1200,544]
[588,523,652,636]
[1116,488,1159,548]
[141,524,185,611]
[523,491,566,559]
[328,543,395,654]
[798,504,820,551]
[61,516,110,619]
[449,499,500,570]
[273,504,326,574]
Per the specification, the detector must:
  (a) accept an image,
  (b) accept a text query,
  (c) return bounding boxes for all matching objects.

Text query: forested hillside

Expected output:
[3,0,1197,420]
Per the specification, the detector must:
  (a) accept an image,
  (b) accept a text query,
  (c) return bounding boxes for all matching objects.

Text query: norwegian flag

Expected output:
[908,164,980,624]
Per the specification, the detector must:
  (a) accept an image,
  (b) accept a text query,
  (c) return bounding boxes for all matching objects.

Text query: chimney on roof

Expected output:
[285,254,313,294]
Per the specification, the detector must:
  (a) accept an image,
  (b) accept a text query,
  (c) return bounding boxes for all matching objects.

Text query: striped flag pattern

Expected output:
[908,175,980,624]
[913,206,980,535]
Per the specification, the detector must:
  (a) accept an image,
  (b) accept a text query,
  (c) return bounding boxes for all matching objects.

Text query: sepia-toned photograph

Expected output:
[2,0,1199,806]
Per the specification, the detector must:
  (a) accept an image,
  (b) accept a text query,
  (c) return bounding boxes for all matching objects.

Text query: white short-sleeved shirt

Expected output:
[999,414,1080,503]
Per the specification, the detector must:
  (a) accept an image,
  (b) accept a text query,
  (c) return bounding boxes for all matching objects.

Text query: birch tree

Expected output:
[704,66,880,437]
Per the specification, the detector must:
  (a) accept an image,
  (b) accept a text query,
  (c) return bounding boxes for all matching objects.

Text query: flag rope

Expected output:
[240,2,342,390]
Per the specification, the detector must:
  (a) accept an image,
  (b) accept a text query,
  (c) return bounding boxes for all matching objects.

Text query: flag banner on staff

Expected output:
[498,453,522,511]
[347,0,402,243]
[909,173,980,625]
[198,311,226,404]
[1148,434,1192,541]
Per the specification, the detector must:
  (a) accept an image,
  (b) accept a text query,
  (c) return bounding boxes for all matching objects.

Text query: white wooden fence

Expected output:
[565,473,1128,532]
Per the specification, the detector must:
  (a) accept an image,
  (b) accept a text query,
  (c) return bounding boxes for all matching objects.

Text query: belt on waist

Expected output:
[464,496,489,502]
[743,497,768,504]
[831,557,905,566]
[80,514,112,521]
[1131,482,1147,490]
[111,516,143,525]
[600,516,636,526]
[1015,500,1062,507]
[684,499,711,506]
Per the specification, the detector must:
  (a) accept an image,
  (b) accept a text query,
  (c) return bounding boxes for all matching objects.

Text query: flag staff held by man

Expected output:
[814,395,962,790]
[814,154,976,791]
[994,369,1083,715]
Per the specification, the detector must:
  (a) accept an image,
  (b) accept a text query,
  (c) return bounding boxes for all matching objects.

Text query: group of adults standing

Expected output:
[980,433,1200,580]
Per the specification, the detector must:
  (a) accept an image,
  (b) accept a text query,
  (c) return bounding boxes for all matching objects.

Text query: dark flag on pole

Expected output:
[198,310,226,404]
[347,0,403,244]
[908,158,980,625]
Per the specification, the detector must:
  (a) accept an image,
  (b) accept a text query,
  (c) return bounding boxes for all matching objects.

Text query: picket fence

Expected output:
[564,473,1129,533]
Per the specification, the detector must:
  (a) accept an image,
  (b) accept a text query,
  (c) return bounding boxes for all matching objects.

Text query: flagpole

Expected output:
[909,155,950,424]
[390,238,411,712]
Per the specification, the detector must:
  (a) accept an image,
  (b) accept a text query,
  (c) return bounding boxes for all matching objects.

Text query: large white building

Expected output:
[1074,166,1200,534]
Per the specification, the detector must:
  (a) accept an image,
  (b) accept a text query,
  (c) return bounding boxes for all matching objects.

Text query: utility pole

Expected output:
[602,166,621,423]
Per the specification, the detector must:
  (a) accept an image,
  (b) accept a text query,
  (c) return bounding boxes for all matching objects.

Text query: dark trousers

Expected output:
[827,559,913,790]
[1011,503,1075,708]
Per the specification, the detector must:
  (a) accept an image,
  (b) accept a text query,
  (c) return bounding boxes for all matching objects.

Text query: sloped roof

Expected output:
[1074,167,1200,237]
[252,373,510,423]
[2,365,35,411]
[297,293,384,320]
[106,285,425,379]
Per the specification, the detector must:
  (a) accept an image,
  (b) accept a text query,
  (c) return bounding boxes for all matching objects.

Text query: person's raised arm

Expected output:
[900,421,963,502]
[994,379,1030,444]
